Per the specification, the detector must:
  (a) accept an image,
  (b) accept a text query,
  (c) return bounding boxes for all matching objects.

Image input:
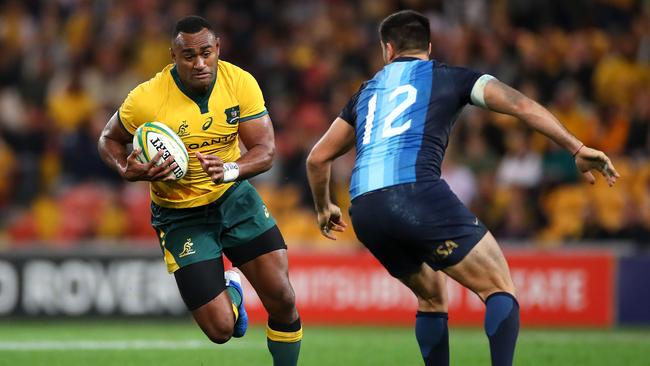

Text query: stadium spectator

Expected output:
[0,0,647,247]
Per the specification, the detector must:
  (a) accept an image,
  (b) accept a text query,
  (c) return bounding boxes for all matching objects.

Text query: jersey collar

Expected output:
[392,56,423,63]
[170,65,216,114]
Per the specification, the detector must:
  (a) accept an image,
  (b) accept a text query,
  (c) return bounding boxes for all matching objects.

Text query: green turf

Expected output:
[0,321,648,365]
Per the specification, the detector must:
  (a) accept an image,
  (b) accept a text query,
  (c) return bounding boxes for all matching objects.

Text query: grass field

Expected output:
[0,321,649,365]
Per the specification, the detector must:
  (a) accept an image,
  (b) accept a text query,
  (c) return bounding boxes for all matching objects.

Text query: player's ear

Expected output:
[380,42,391,63]
[386,42,395,62]
[169,47,175,62]
[428,42,432,57]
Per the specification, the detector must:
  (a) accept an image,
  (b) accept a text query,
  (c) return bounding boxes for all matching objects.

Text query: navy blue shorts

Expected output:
[349,180,488,278]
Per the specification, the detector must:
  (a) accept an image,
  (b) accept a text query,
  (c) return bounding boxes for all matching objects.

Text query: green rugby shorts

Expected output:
[151,180,277,273]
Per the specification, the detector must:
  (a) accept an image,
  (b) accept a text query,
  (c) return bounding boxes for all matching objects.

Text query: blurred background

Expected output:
[0,1,649,364]
[0,0,649,248]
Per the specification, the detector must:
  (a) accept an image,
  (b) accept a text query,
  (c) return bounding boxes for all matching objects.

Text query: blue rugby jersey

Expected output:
[339,57,483,199]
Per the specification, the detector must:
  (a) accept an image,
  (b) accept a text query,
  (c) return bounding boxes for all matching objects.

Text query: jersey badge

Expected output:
[225,105,240,125]
[177,120,189,137]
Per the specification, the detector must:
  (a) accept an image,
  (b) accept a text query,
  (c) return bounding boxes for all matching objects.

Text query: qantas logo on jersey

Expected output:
[225,105,240,125]
[187,132,238,150]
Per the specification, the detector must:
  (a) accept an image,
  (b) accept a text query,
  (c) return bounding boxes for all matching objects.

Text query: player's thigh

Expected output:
[400,263,448,312]
[220,181,284,267]
[173,258,234,343]
[349,191,425,279]
[442,231,515,301]
[234,230,298,323]
[154,224,224,307]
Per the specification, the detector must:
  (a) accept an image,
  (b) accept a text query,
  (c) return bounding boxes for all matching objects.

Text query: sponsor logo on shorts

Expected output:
[178,238,196,258]
[263,205,270,218]
[435,240,459,259]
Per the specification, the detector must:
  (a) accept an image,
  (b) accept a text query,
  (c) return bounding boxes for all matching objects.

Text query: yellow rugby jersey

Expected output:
[118,61,268,208]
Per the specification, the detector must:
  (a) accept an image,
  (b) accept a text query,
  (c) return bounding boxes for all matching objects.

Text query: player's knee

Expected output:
[199,315,235,344]
[266,286,297,317]
[275,287,296,310]
[207,332,232,344]
[479,283,516,302]
[418,292,447,312]
[204,326,232,344]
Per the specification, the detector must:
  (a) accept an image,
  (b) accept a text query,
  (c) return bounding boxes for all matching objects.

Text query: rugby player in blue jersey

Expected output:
[306,10,619,366]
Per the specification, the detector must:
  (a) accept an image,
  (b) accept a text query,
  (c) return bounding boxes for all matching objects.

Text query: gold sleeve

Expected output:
[237,71,268,122]
[118,83,156,134]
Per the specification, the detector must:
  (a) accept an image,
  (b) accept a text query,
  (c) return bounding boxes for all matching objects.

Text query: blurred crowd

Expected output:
[0,0,648,248]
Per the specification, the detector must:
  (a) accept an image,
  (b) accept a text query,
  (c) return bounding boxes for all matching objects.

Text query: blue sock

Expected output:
[484,292,519,366]
[415,311,449,366]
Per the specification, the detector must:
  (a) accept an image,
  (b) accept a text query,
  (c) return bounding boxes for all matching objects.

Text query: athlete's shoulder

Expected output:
[431,60,484,104]
[119,64,174,133]
[338,80,370,126]
[217,60,255,80]
[431,60,481,79]
[129,63,174,98]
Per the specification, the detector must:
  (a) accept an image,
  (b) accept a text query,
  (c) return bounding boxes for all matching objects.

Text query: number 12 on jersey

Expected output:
[362,84,417,145]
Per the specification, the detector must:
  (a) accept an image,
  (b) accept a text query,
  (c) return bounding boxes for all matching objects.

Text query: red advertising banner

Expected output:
[236,249,614,327]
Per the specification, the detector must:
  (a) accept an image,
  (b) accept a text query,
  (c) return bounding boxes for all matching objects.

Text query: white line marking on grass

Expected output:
[0,340,265,351]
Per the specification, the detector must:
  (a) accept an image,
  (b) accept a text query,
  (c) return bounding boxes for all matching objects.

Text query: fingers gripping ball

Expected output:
[133,122,189,180]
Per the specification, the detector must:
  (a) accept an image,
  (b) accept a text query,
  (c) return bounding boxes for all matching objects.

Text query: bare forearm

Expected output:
[98,135,129,177]
[235,143,274,180]
[484,80,583,153]
[516,99,582,153]
[306,159,332,212]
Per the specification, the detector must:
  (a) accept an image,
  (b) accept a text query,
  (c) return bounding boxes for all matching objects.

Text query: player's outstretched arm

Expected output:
[97,112,176,182]
[481,79,620,186]
[306,118,355,240]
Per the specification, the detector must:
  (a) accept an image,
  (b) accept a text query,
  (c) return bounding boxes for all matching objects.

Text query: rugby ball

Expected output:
[132,122,189,180]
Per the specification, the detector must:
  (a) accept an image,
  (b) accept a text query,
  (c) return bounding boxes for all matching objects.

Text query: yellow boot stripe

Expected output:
[232,303,239,322]
[266,325,303,343]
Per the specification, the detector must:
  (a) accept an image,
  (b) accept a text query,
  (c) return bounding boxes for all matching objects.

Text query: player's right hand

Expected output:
[574,146,620,187]
[317,203,348,240]
[121,149,177,182]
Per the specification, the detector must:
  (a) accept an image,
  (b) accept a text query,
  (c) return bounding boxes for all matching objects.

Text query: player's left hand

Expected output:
[317,203,348,240]
[574,146,620,187]
[196,152,225,183]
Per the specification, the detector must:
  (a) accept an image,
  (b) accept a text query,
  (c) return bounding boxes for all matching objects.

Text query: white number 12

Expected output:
[362,84,417,145]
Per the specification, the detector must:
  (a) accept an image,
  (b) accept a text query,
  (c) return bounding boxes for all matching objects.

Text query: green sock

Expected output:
[226,286,242,307]
[266,318,302,366]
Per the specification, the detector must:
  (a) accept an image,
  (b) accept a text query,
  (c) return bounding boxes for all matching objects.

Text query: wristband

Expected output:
[222,162,240,182]
[572,143,584,157]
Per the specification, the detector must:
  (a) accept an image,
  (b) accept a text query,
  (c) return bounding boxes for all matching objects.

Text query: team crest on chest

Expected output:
[225,105,240,125]
[177,120,189,137]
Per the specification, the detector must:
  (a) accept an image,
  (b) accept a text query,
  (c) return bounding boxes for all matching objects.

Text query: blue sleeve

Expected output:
[338,82,368,127]
[447,66,483,106]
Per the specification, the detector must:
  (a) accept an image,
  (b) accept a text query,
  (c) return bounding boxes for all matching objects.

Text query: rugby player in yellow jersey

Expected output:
[98,16,301,365]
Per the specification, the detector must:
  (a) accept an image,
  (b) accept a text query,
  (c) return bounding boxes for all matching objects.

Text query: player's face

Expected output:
[171,28,219,93]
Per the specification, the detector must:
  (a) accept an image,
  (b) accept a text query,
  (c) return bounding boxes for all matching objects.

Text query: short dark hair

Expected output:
[379,10,430,53]
[172,15,215,38]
